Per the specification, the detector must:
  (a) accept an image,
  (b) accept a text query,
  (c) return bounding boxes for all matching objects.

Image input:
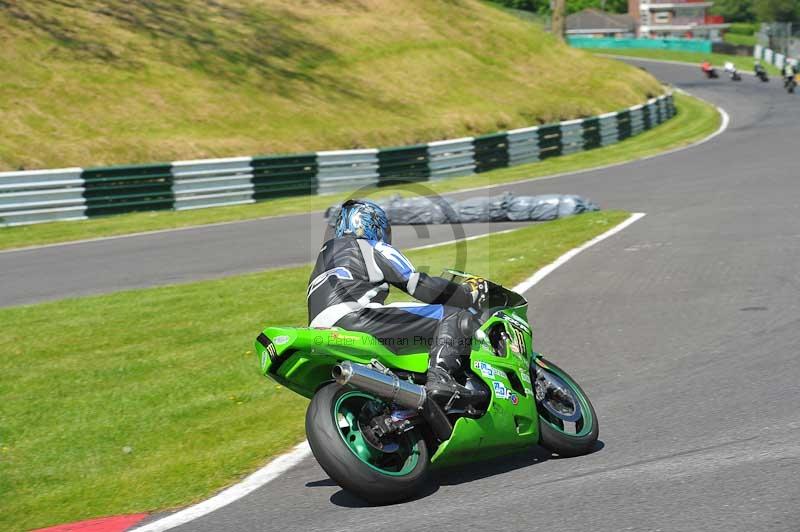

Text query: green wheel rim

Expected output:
[333,390,420,477]
[535,362,595,438]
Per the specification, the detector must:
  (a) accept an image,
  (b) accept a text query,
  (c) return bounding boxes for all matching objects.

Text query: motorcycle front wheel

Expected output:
[532,357,599,457]
[306,383,430,505]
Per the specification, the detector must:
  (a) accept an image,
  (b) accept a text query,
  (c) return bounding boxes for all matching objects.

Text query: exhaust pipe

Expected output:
[333,361,426,411]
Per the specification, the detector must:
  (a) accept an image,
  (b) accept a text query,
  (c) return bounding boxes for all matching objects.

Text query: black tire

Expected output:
[535,358,599,458]
[306,383,430,505]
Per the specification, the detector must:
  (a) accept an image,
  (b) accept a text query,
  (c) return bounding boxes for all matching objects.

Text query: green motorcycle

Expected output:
[255,270,598,504]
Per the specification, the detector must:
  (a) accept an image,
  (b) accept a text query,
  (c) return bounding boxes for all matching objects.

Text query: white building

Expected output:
[629,0,729,40]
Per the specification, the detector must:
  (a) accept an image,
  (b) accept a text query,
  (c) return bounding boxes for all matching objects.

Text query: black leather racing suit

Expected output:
[307,235,477,373]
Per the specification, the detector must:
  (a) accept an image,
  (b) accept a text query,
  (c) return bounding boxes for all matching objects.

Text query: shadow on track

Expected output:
[314,441,604,507]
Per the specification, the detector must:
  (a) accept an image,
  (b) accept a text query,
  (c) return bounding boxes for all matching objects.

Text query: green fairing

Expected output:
[254,301,542,465]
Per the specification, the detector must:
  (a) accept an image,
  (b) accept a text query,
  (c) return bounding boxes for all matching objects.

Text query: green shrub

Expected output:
[723,33,757,46]
[728,22,758,35]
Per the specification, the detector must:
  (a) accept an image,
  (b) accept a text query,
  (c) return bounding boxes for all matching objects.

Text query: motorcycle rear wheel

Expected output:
[306,383,430,504]
[533,358,599,457]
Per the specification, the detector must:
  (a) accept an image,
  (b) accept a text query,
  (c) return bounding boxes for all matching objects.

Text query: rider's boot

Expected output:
[425,365,459,403]
[425,309,481,406]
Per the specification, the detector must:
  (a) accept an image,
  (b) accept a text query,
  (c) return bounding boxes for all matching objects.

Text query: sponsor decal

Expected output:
[510,338,522,354]
[261,343,277,372]
[520,371,532,384]
[524,387,534,396]
[507,313,531,334]
[474,360,506,380]
[328,331,359,346]
[273,335,290,345]
[492,381,509,399]
[509,326,527,360]
[510,393,519,406]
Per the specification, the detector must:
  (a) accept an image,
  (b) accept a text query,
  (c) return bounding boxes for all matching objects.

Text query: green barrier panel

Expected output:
[568,36,712,53]
[616,110,632,141]
[82,163,173,216]
[642,105,652,130]
[665,96,676,119]
[581,118,602,150]
[537,124,562,159]
[473,132,509,173]
[377,144,430,186]
[251,154,317,200]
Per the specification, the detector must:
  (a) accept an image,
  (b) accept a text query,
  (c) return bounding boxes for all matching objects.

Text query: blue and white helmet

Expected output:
[334,199,391,243]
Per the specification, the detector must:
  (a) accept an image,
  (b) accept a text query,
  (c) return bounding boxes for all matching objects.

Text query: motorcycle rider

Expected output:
[701,59,717,79]
[783,61,797,83]
[307,199,490,398]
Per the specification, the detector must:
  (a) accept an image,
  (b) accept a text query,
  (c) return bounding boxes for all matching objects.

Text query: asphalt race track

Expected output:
[9,60,800,530]
[0,62,783,308]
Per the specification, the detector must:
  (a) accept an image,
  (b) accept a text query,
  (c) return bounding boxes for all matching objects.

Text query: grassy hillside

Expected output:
[0,0,662,170]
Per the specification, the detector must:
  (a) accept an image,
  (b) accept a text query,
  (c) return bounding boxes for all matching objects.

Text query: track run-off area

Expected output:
[10,59,800,531]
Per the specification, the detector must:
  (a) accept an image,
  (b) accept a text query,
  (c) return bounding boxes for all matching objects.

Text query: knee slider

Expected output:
[457,310,480,338]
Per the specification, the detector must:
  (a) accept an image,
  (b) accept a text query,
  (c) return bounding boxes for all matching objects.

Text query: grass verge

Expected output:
[0,210,628,530]
[0,93,717,251]
[0,0,659,170]
[591,48,782,76]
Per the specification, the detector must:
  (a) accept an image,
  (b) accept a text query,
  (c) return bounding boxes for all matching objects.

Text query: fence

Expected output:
[0,93,675,227]
[568,37,712,53]
[711,42,753,56]
[753,44,798,69]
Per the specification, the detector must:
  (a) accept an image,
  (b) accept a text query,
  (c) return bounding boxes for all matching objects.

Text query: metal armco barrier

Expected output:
[537,124,563,159]
[252,154,318,200]
[629,105,645,136]
[172,157,254,211]
[559,120,583,155]
[316,149,379,194]
[0,93,675,226]
[82,163,173,217]
[598,112,619,146]
[473,132,509,173]
[427,137,475,180]
[753,45,797,69]
[506,126,540,165]
[377,145,429,186]
[0,168,85,226]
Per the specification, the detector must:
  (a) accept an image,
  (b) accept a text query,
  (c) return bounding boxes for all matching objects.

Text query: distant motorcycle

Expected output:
[702,66,718,79]
[786,76,796,94]
[724,62,741,81]
[754,65,769,82]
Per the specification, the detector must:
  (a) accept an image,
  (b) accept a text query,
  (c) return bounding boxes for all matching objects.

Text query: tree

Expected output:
[709,0,756,22]
[488,0,629,15]
[552,0,566,37]
[487,0,540,11]
[564,0,628,14]
[754,0,800,23]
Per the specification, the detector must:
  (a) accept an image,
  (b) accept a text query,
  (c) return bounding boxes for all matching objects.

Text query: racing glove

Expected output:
[464,276,490,309]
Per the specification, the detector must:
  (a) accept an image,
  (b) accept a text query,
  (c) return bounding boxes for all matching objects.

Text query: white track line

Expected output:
[132,211,646,532]
[513,212,646,294]
[132,441,312,532]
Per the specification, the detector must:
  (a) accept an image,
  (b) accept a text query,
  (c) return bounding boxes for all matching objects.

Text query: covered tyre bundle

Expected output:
[326,192,598,225]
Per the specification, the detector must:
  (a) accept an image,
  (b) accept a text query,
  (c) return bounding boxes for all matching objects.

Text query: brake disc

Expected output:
[534,370,582,423]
